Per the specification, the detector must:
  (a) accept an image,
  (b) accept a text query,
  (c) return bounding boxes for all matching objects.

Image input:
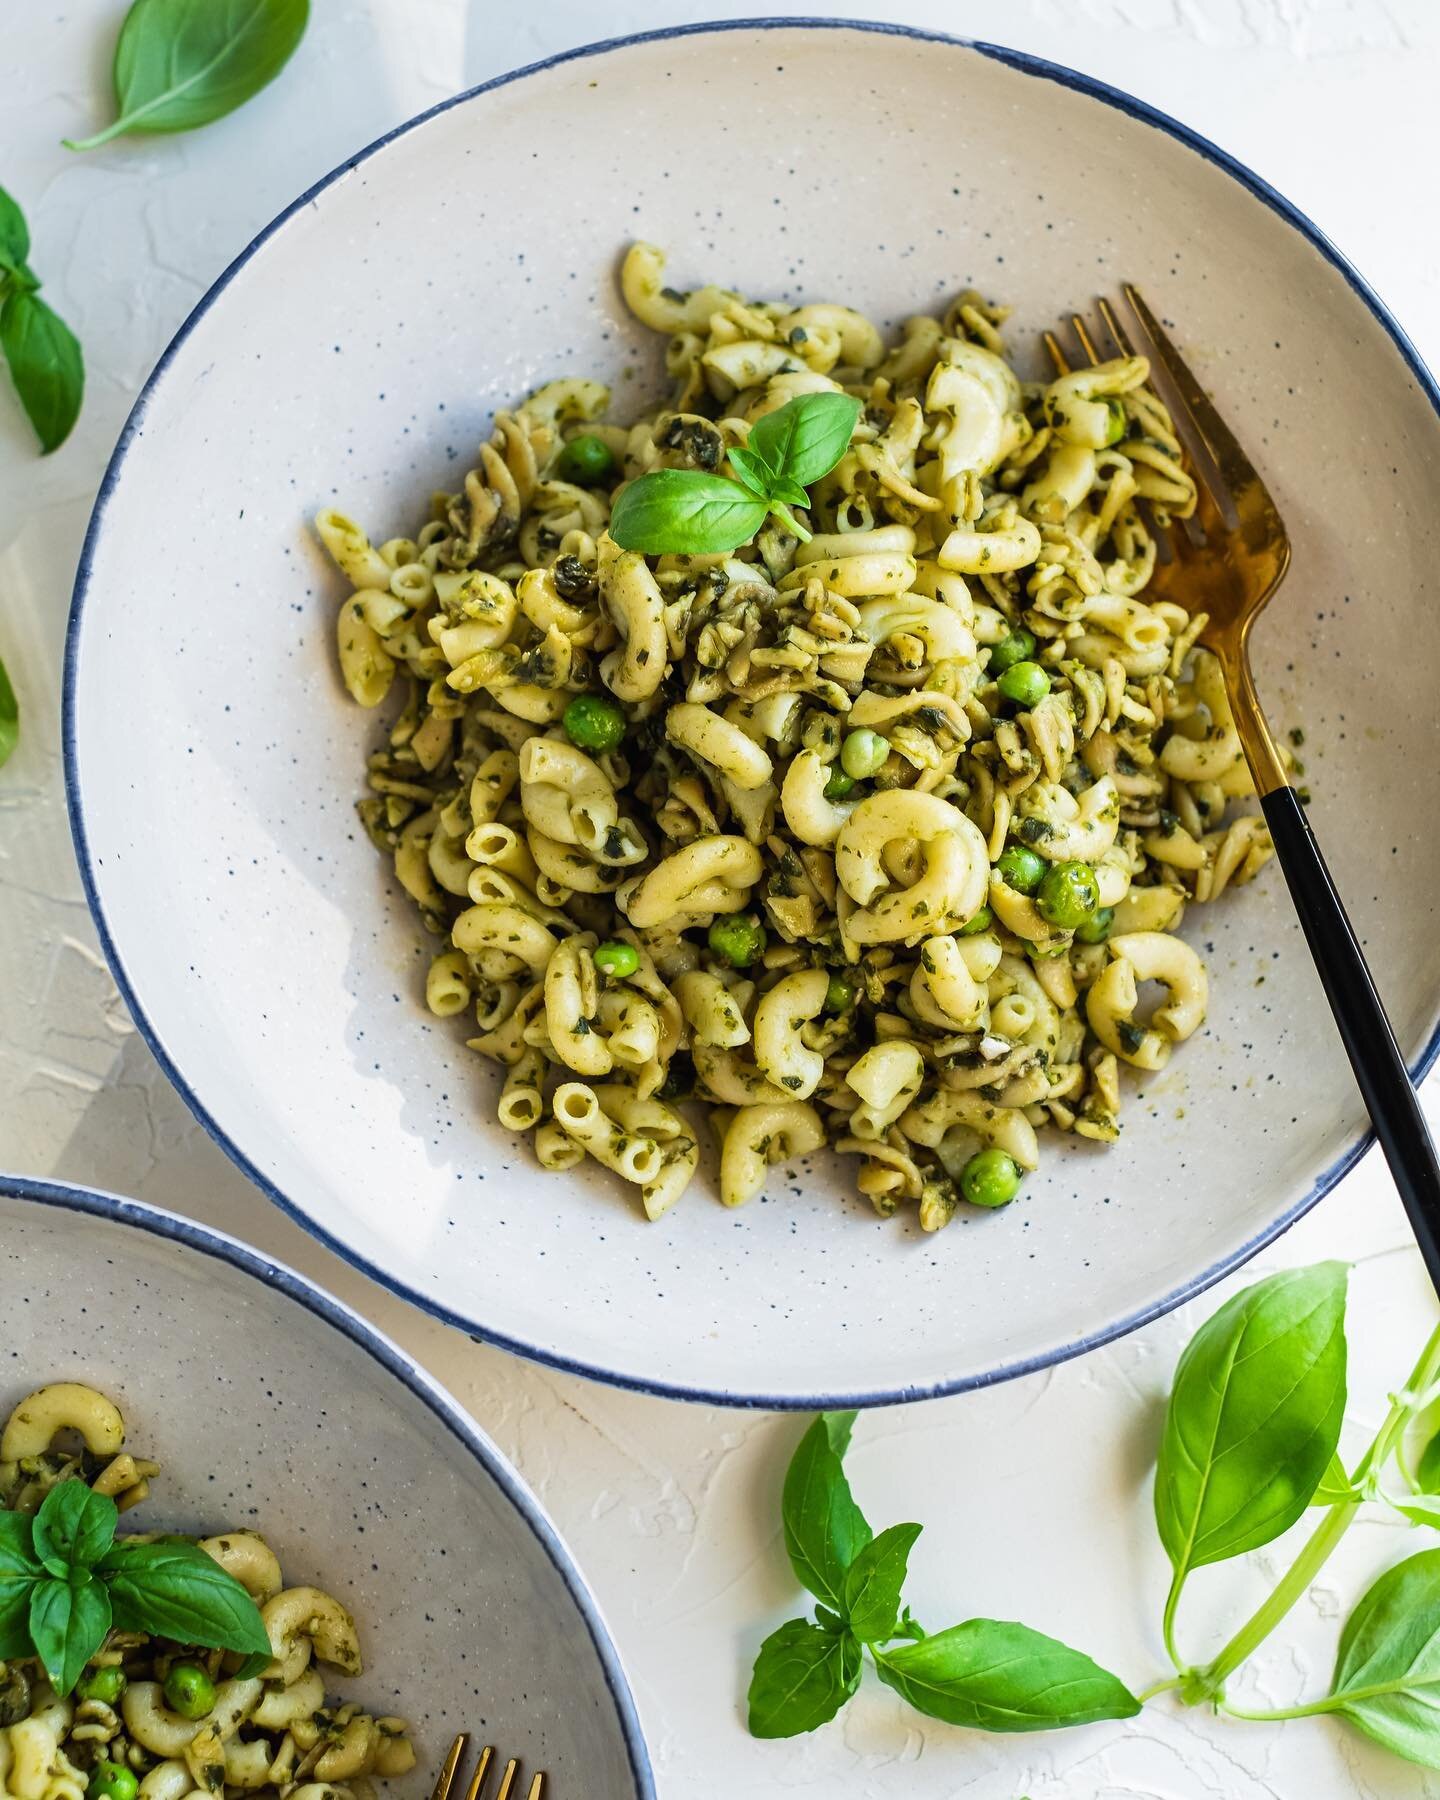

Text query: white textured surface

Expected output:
[6,2,1440,1794]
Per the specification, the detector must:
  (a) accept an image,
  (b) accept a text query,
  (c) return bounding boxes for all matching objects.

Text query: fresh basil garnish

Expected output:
[0,189,30,274]
[101,1538,272,1657]
[780,1412,872,1613]
[747,1619,861,1739]
[1154,1262,1348,1641]
[749,1410,1135,1740]
[28,1574,112,1698]
[65,0,309,152]
[872,1620,1141,1731]
[0,656,16,771]
[0,185,83,456]
[1416,1426,1440,1495]
[841,1522,921,1645]
[0,1483,271,1693]
[1325,1549,1440,1766]
[1308,1448,1360,1508]
[0,1513,42,1659]
[609,391,861,554]
[32,1482,117,1574]
[607,469,765,558]
[746,389,861,487]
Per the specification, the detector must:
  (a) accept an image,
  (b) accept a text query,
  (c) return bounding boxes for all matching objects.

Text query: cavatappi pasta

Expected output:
[319,243,1275,1229]
[0,1385,416,1800]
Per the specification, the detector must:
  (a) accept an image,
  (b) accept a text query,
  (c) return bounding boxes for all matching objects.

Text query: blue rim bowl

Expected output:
[62,19,1440,1407]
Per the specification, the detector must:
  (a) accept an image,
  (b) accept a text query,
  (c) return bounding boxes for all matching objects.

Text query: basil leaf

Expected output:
[766,475,811,509]
[0,288,84,454]
[608,470,766,555]
[0,186,29,275]
[1155,1263,1348,1580]
[65,0,309,151]
[842,1522,922,1643]
[873,1620,1140,1731]
[820,1411,857,1458]
[101,1539,271,1656]
[33,1483,118,1573]
[725,445,774,499]
[0,657,15,770]
[781,1415,872,1612]
[0,1513,42,1659]
[28,1575,111,1696]
[1308,1449,1359,1508]
[1391,1493,1440,1530]
[747,392,862,487]
[747,1619,861,1738]
[1416,1427,1440,1494]
[1329,1547,1440,1767]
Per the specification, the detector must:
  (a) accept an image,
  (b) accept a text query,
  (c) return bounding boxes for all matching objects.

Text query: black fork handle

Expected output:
[1261,785,1440,1285]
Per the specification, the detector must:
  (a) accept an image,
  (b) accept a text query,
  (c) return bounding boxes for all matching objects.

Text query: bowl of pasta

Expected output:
[64,21,1440,1405]
[0,1176,653,1797]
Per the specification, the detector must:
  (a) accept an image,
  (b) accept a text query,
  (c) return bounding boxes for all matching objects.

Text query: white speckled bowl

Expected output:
[65,22,1440,1406]
[0,1176,652,1797]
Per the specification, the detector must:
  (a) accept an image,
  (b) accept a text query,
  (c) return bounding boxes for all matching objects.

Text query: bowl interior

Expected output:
[67,23,1440,1404]
[0,1185,647,1796]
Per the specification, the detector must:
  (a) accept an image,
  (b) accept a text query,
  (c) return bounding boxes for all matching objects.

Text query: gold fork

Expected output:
[1047,291,1440,1285]
[430,1731,545,1800]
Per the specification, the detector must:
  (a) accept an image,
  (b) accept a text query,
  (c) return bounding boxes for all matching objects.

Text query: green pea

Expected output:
[1037,860,1100,929]
[1074,904,1115,944]
[840,728,890,780]
[592,940,639,979]
[561,692,626,753]
[163,1662,217,1721]
[987,628,1036,675]
[958,905,993,937]
[708,915,767,969]
[87,1766,137,1800]
[996,660,1051,708]
[1104,397,1128,445]
[77,1667,127,1705]
[555,433,616,486]
[960,1147,1022,1209]
[996,845,1045,895]
[824,973,856,1013]
[823,767,857,801]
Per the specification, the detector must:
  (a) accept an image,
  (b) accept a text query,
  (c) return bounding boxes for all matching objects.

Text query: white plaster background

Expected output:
[5,1,1440,1794]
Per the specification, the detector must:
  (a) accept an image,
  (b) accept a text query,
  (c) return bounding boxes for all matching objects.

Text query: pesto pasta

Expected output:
[319,244,1274,1229]
[0,1385,416,1800]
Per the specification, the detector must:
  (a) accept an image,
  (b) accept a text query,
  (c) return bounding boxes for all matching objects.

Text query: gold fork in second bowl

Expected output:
[1047,291,1440,1290]
[430,1730,544,1800]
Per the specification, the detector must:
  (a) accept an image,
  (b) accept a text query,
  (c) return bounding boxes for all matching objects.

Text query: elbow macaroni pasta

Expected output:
[323,244,1276,1229]
[0,1388,416,1800]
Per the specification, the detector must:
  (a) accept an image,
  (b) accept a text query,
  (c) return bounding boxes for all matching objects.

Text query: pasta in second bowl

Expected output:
[0,1179,652,1797]
[65,23,1440,1404]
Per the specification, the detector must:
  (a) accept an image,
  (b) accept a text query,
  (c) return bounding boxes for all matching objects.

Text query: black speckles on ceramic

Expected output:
[0,1181,652,1800]
[64,22,1440,1406]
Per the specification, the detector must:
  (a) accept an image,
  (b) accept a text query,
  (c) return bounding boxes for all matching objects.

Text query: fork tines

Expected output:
[431,1731,544,1800]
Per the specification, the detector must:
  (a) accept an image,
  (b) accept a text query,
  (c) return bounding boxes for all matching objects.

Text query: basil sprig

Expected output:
[0,186,83,456]
[65,0,310,152]
[0,1484,271,1695]
[609,391,861,556]
[746,1270,1440,1775]
[747,1413,1138,1738]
